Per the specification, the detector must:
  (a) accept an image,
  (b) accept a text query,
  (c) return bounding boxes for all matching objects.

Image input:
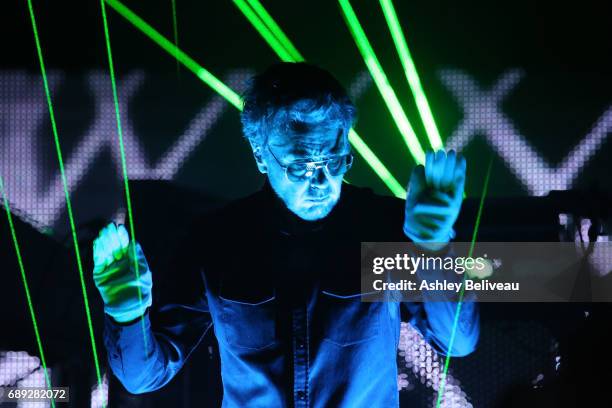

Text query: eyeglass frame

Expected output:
[265,144,354,182]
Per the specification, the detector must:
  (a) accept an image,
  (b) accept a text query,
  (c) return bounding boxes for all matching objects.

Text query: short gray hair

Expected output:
[240,63,356,146]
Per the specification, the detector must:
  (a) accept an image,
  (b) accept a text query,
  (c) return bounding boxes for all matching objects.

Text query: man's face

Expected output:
[255,125,349,221]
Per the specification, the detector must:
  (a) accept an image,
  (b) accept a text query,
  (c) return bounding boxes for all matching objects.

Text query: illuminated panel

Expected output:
[90,372,109,408]
[1,176,54,406]
[398,323,472,407]
[0,70,249,229]
[0,351,53,408]
[440,69,612,196]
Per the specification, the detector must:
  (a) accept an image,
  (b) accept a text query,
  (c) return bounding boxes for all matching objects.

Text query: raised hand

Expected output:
[93,223,152,323]
[403,149,466,251]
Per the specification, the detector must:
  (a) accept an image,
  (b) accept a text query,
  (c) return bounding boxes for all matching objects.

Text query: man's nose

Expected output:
[309,166,330,189]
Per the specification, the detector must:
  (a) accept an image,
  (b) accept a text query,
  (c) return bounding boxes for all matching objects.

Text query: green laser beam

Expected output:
[171,0,180,75]
[348,129,405,197]
[243,0,304,61]
[25,0,105,402]
[467,159,492,256]
[232,0,405,197]
[435,156,493,408]
[338,0,426,165]
[99,0,149,356]
[379,0,443,151]
[105,0,406,198]
[233,0,295,62]
[104,0,242,110]
[0,176,56,408]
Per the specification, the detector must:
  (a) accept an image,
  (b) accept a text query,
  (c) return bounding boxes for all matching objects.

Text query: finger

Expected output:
[133,243,149,271]
[453,155,467,197]
[429,189,454,205]
[410,217,449,239]
[424,150,435,187]
[118,224,130,251]
[412,203,453,217]
[99,223,115,264]
[412,189,454,206]
[106,224,124,261]
[93,239,104,269]
[432,150,446,190]
[98,227,112,268]
[441,150,457,190]
[415,189,453,207]
[417,216,449,230]
[407,165,426,204]
[96,224,109,246]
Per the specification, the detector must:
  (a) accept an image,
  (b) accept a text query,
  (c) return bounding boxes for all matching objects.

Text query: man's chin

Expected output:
[294,199,337,221]
[298,210,329,221]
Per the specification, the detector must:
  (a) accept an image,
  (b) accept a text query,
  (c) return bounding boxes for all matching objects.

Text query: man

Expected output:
[93,63,479,407]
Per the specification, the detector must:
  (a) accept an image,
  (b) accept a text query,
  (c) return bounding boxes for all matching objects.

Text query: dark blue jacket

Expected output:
[104,182,479,407]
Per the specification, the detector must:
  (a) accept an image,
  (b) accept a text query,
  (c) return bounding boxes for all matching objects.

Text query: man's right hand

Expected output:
[93,223,153,323]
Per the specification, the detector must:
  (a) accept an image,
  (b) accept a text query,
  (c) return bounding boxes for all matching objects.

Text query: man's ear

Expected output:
[249,140,267,174]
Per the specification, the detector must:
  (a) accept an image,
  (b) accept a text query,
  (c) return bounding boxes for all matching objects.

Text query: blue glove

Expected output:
[404,149,466,251]
[92,223,152,323]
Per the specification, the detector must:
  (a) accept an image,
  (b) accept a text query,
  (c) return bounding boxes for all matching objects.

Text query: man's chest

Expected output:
[200,234,386,353]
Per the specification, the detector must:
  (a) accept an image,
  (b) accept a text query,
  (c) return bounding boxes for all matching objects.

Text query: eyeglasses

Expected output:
[266,145,353,182]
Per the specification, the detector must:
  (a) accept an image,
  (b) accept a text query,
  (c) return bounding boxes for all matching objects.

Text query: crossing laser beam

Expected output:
[379,0,443,150]
[99,0,149,354]
[106,0,406,197]
[348,129,405,197]
[0,175,56,408]
[25,0,105,403]
[338,0,426,165]
[104,0,243,109]
[233,0,296,62]
[243,0,304,61]
[233,0,405,196]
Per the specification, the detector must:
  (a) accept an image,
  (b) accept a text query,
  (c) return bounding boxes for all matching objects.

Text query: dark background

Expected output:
[1,0,611,406]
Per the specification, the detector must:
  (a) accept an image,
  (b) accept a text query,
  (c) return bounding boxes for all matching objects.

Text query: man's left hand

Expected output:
[403,149,466,251]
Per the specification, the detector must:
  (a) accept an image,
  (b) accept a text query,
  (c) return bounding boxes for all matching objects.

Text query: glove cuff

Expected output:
[403,223,455,243]
[105,293,152,323]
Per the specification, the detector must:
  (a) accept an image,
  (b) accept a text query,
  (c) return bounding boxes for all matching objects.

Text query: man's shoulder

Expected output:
[341,182,405,213]
[189,188,267,232]
[335,183,406,239]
